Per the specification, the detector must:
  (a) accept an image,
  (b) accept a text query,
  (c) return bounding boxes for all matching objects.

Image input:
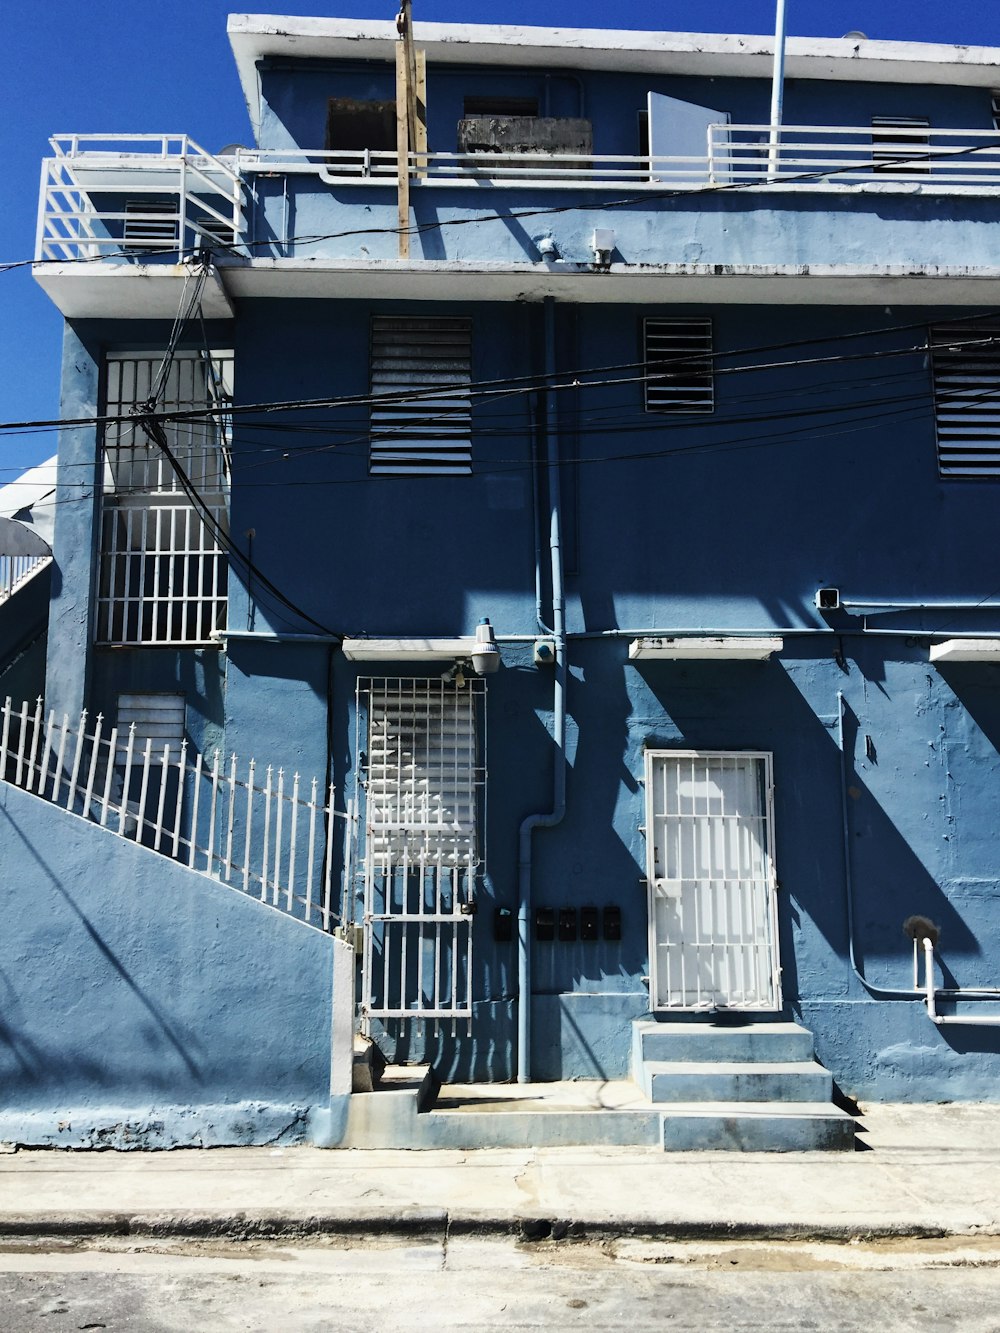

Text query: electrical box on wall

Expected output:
[558,907,577,942]
[533,638,555,666]
[603,905,622,941]
[580,906,599,941]
[535,907,555,941]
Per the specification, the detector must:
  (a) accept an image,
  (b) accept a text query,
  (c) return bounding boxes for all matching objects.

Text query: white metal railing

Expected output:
[0,554,51,604]
[710,123,1000,187]
[236,123,1000,188]
[37,135,244,263]
[0,695,354,933]
[34,125,1000,263]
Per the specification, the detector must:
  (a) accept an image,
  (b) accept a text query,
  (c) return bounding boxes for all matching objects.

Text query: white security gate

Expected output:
[358,678,485,1027]
[645,751,781,1012]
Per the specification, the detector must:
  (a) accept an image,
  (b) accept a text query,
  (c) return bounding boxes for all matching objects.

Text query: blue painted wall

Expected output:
[0,780,334,1147]
[232,60,1000,273]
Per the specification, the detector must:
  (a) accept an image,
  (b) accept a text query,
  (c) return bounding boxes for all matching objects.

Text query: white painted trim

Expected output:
[929,638,1000,662]
[629,636,783,660]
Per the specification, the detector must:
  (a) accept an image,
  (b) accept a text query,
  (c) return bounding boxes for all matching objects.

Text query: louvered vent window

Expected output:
[871,117,930,174]
[117,694,186,750]
[931,324,1000,477]
[644,318,715,414]
[370,316,473,475]
[123,199,179,252]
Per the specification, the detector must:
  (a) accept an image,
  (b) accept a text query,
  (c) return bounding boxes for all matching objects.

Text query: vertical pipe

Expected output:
[517,296,567,1083]
[767,0,787,181]
[836,691,917,999]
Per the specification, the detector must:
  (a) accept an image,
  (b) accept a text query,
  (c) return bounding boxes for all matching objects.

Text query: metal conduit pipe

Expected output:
[836,691,921,1001]
[919,937,1000,1024]
[517,296,567,1084]
[843,599,1000,611]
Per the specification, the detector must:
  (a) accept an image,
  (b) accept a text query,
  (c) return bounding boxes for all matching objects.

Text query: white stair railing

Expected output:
[0,554,51,604]
[0,696,353,933]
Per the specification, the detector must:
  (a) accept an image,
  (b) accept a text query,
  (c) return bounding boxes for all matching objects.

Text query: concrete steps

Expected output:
[633,1020,854,1152]
[642,1060,833,1103]
[660,1101,857,1152]
[325,1018,854,1152]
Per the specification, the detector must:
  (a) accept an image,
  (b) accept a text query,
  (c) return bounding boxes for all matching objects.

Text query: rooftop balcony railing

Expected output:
[35,125,1000,264]
[37,135,244,264]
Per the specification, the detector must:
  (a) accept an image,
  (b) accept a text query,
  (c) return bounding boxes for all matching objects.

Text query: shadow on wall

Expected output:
[0,809,205,1092]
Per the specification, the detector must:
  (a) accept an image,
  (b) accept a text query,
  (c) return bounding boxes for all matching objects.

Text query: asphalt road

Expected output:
[2,1233,1000,1331]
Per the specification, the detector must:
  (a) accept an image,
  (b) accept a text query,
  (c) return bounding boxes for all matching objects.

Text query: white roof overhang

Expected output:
[929,638,1000,662]
[628,636,783,661]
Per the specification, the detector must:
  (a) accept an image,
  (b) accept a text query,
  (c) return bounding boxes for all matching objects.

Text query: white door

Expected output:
[647,92,731,184]
[645,750,781,1012]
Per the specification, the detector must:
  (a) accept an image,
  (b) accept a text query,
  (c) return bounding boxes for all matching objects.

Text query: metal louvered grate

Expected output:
[931,324,1000,477]
[644,318,715,413]
[370,316,473,476]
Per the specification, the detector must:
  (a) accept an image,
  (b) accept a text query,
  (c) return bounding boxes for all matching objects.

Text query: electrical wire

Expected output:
[0,313,988,438]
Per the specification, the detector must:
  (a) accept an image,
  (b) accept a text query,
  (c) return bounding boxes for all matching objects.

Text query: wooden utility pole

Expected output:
[395,0,426,259]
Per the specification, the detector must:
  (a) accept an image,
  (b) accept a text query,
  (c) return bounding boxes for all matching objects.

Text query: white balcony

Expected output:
[32,125,1000,317]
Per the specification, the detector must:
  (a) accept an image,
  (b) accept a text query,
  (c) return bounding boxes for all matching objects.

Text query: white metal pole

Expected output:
[767,0,787,181]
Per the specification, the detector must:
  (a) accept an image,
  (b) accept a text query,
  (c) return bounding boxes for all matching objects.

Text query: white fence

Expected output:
[0,696,353,933]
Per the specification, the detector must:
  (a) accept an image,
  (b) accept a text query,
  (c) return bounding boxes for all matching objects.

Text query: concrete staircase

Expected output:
[632,1019,855,1151]
[326,1019,855,1151]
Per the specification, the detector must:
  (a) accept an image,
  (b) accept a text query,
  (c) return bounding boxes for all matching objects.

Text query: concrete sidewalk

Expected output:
[2,1104,999,1243]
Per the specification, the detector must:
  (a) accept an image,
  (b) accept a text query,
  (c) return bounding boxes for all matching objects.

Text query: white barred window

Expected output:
[97,350,233,646]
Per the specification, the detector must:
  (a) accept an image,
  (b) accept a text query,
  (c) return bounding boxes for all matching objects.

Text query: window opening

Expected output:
[930,323,1000,478]
[325,98,397,154]
[369,316,473,475]
[97,349,233,645]
[462,96,539,118]
[644,318,715,414]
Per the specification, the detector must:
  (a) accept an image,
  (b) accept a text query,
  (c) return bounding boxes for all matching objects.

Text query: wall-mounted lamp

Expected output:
[592,228,615,266]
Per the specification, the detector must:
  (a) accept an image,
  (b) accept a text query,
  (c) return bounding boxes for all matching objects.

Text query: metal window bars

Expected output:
[97,350,232,646]
[645,750,781,1013]
[356,676,486,1030]
[0,695,354,934]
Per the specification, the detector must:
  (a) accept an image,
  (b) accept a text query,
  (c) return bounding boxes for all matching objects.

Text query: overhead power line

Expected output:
[0,312,991,438]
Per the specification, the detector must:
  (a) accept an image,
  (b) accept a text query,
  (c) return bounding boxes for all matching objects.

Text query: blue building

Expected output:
[6,14,1000,1150]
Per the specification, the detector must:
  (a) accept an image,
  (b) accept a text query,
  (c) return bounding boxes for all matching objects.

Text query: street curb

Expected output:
[0,1211,989,1244]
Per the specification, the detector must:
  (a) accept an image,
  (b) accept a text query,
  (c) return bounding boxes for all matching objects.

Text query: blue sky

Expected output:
[2,1,998,475]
